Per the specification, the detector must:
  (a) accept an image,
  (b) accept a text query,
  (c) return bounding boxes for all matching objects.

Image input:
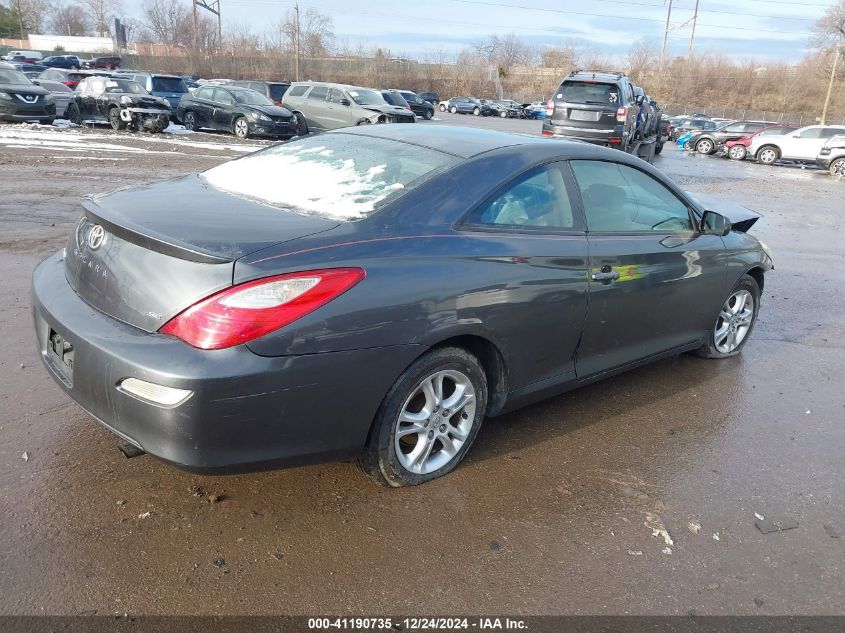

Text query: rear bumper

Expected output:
[541,121,625,146]
[32,252,422,472]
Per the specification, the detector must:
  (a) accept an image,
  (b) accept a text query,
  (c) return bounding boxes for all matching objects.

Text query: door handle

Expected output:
[591,266,620,283]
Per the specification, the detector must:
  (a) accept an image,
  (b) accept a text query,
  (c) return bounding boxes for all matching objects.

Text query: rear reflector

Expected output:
[118,378,192,407]
[160,268,366,350]
[542,130,554,137]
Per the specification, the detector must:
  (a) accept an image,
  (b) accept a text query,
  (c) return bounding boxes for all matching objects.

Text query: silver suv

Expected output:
[282,81,415,135]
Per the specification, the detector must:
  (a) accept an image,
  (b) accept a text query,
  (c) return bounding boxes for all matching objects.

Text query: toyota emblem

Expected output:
[88,225,105,250]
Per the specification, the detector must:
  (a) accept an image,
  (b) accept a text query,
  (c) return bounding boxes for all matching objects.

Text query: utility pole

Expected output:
[192,0,198,51]
[660,0,674,72]
[821,45,842,126]
[687,0,700,60]
[294,2,301,82]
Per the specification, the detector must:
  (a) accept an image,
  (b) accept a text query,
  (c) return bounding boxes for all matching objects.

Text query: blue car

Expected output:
[677,131,694,148]
[446,97,492,116]
[129,73,189,114]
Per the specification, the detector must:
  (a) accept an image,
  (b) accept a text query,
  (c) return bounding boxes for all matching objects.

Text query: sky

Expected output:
[134,0,833,63]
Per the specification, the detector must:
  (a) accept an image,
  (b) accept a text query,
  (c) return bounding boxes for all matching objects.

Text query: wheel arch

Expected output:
[745,265,765,293]
[755,143,780,159]
[425,333,509,416]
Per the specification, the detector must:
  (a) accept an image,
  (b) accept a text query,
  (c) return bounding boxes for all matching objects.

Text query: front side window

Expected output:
[796,128,822,139]
[212,89,234,105]
[232,89,272,106]
[571,161,694,233]
[464,164,577,230]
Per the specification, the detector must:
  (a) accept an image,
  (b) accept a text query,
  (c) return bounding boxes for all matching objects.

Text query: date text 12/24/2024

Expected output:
[308,618,528,630]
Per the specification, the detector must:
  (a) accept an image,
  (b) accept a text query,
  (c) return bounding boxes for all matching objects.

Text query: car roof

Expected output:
[334,124,624,161]
[566,71,626,83]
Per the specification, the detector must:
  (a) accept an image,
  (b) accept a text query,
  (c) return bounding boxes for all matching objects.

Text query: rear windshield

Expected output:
[151,77,187,93]
[269,84,288,100]
[202,133,458,221]
[559,81,620,105]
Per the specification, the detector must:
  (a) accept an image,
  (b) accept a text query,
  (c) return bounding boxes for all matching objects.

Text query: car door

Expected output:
[325,88,350,129]
[302,85,331,130]
[781,127,825,159]
[188,87,214,127]
[715,122,748,143]
[569,159,727,378]
[460,162,589,391]
[211,88,236,131]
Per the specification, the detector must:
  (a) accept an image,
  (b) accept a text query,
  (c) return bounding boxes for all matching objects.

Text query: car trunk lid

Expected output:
[64,174,340,332]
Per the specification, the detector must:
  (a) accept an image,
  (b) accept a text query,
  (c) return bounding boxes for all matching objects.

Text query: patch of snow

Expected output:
[163,123,194,135]
[203,141,406,220]
[688,520,702,534]
[643,512,674,547]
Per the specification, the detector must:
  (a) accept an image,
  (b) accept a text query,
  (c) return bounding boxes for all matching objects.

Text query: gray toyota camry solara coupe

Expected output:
[32,125,772,486]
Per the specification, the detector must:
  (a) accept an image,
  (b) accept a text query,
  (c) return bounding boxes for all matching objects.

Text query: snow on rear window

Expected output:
[201,133,457,220]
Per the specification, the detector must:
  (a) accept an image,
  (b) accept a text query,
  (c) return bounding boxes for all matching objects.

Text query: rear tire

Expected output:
[757,145,780,165]
[473,107,481,116]
[439,103,446,112]
[293,112,308,136]
[694,274,760,359]
[182,111,196,131]
[449,106,457,114]
[423,109,433,120]
[654,143,663,155]
[696,138,714,154]
[357,347,488,487]
[66,102,82,125]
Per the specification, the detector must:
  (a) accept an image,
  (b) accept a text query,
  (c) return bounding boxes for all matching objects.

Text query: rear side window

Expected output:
[571,161,693,233]
[821,128,845,138]
[465,164,577,230]
[559,81,620,105]
[202,133,459,221]
[195,87,214,100]
[269,84,288,100]
[287,85,307,97]
[151,76,187,93]
[308,86,328,100]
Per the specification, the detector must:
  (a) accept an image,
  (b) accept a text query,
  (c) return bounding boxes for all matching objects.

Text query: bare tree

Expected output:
[50,1,89,35]
[814,0,845,48]
[277,6,334,58]
[9,0,54,35]
[141,0,190,49]
[76,0,120,37]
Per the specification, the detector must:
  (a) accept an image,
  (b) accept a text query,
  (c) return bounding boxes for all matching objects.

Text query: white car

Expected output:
[750,124,845,165]
[817,135,845,177]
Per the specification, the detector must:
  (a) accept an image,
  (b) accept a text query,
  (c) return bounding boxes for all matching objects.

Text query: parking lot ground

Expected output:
[1,118,843,616]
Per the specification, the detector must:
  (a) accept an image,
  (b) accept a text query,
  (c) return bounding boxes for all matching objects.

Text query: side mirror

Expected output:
[701,211,731,236]
[340,98,350,106]
[30,79,40,85]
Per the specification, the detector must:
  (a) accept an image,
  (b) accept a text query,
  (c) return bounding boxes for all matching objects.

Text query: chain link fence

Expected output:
[663,104,845,126]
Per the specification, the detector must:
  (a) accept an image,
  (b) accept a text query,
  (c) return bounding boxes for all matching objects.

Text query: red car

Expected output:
[725,124,800,160]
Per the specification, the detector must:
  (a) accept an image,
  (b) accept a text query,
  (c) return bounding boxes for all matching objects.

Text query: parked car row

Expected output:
[438,96,542,119]
[3,50,121,69]
[676,114,845,178]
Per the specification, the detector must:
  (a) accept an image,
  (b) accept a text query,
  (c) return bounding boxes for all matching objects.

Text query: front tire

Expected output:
[439,103,446,112]
[233,116,249,138]
[473,107,481,116]
[423,109,433,120]
[694,274,760,359]
[293,112,308,136]
[357,347,488,487]
[757,145,779,165]
[108,107,125,131]
[729,145,747,161]
[829,158,845,177]
[449,106,457,114]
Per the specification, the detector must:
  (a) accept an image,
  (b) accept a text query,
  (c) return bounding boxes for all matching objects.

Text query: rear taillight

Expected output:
[160,268,365,350]
[545,99,554,117]
[616,105,628,122]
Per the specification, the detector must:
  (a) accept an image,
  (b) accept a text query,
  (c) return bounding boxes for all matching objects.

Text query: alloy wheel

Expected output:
[729,145,746,160]
[831,159,845,177]
[714,290,754,354]
[183,112,195,131]
[234,117,249,138]
[394,369,476,475]
[697,139,713,154]
[759,148,778,164]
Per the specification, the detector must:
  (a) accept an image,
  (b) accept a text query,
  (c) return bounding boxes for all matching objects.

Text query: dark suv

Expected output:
[231,80,290,106]
[689,120,776,155]
[541,70,637,150]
